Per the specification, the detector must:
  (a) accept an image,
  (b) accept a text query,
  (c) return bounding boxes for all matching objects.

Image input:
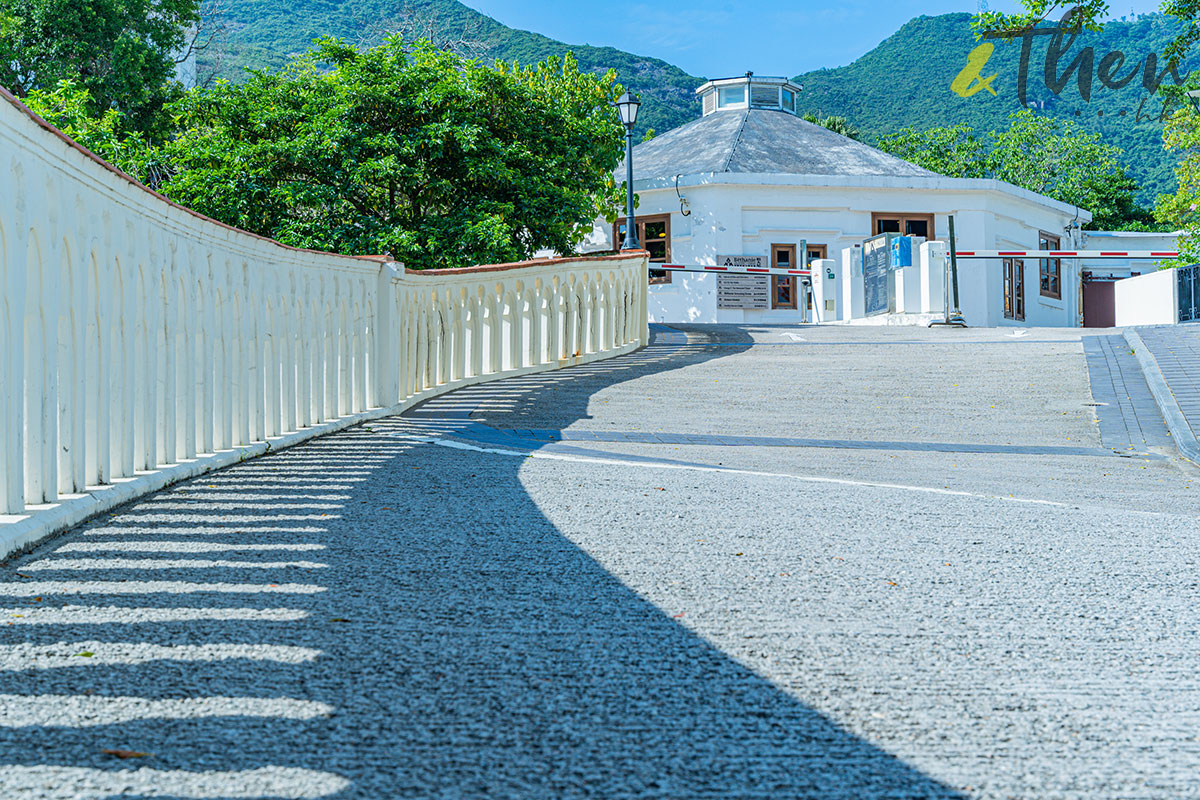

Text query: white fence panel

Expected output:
[1114,269,1178,327]
[0,87,649,555]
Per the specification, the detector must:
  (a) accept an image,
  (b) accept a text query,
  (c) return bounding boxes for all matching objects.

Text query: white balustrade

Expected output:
[0,88,649,541]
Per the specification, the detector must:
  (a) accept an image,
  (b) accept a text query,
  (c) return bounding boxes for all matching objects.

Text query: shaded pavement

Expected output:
[0,324,1198,799]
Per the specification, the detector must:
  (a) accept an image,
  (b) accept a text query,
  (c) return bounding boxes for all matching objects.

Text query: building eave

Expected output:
[633,172,1094,223]
[695,76,803,96]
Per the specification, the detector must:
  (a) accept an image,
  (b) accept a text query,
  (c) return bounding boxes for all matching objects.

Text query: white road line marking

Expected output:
[390,433,1175,515]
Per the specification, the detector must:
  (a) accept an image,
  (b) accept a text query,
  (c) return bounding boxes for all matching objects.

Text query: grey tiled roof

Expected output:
[623,108,937,182]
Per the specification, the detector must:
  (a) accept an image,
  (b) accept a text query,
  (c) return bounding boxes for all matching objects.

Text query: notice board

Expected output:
[717,274,771,309]
[862,234,893,316]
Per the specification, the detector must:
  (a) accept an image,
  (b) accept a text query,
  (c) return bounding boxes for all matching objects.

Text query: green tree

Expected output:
[162,37,625,269]
[988,109,1154,230]
[801,112,861,140]
[0,0,200,139]
[1155,88,1200,260]
[875,124,988,178]
[875,110,1157,230]
[972,0,1199,66]
[21,79,161,183]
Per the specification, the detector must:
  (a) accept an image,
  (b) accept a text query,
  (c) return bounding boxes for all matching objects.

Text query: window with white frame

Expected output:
[718,86,746,107]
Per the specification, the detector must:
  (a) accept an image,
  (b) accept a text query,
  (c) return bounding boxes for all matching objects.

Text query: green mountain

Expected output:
[793,12,1194,204]
[202,0,703,140]
[202,3,1191,204]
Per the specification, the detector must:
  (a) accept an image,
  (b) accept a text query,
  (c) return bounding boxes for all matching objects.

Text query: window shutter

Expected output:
[702,91,715,115]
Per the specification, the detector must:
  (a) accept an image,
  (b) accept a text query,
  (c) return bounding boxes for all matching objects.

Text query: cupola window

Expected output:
[750,85,778,107]
[696,75,803,117]
[718,86,746,107]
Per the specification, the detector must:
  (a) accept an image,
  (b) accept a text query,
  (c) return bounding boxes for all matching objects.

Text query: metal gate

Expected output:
[1181,265,1200,323]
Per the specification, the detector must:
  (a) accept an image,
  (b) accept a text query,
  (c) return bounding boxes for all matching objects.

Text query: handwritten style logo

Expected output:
[952,43,999,97]
[950,8,1184,122]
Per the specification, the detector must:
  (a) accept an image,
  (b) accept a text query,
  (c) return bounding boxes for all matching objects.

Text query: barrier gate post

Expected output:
[930,215,968,328]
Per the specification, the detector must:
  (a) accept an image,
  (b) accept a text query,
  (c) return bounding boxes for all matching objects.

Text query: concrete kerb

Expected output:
[0,341,642,561]
[1124,328,1200,466]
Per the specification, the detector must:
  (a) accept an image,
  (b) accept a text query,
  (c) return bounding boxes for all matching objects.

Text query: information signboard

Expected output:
[862,233,894,316]
[716,254,769,270]
[717,274,771,309]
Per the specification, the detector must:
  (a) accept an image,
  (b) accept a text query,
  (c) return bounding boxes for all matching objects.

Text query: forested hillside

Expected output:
[202,0,702,139]
[202,2,1193,202]
[793,12,1195,202]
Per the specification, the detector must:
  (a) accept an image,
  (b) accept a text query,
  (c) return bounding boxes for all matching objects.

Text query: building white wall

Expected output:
[1115,269,1178,326]
[627,176,1086,327]
[1081,230,1183,279]
[646,272,718,324]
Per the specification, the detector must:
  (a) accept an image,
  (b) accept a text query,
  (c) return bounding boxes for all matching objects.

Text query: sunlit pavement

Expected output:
[1,324,1197,799]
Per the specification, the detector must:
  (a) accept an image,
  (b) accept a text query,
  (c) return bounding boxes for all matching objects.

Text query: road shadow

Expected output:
[0,325,967,799]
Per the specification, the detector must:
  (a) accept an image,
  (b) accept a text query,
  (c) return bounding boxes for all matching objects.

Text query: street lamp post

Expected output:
[614,91,641,250]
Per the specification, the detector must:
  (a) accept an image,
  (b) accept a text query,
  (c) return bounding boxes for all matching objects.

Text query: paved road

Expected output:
[1,324,1198,799]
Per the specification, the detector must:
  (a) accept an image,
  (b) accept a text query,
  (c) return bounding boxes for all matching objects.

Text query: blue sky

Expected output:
[461,1,1165,77]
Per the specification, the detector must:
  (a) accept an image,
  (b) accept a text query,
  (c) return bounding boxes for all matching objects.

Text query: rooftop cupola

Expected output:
[696,72,803,117]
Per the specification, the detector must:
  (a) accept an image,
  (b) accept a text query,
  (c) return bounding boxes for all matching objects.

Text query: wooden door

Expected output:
[1004,258,1025,321]
[771,244,797,309]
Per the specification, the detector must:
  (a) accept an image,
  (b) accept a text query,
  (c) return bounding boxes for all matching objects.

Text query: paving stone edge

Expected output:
[1124,328,1200,466]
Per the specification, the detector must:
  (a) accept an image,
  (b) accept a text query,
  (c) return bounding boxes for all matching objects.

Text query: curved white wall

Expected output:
[0,88,649,555]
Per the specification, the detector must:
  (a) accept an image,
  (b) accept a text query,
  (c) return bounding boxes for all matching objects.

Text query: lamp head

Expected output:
[614,91,641,127]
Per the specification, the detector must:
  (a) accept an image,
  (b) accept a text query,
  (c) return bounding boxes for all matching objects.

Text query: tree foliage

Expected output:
[801,112,861,140]
[0,0,200,139]
[161,38,625,268]
[972,0,1200,66]
[21,79,160,183]
[876,124,988,178]
[1155,80,1200,260]
[876,110,1158,230]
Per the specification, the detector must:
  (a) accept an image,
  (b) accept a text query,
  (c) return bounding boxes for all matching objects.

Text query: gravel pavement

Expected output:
[1,324,1197,799]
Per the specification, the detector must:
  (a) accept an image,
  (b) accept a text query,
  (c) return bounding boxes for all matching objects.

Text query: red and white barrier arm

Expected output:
[655,263,813,277]
[954,250,1179,259]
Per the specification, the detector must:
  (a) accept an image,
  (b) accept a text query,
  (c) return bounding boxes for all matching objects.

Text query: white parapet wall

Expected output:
[1114,269,1178,327]
[0,87,649,557]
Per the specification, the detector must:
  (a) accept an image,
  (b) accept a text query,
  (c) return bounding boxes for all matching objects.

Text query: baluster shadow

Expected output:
[0,325,967,798]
